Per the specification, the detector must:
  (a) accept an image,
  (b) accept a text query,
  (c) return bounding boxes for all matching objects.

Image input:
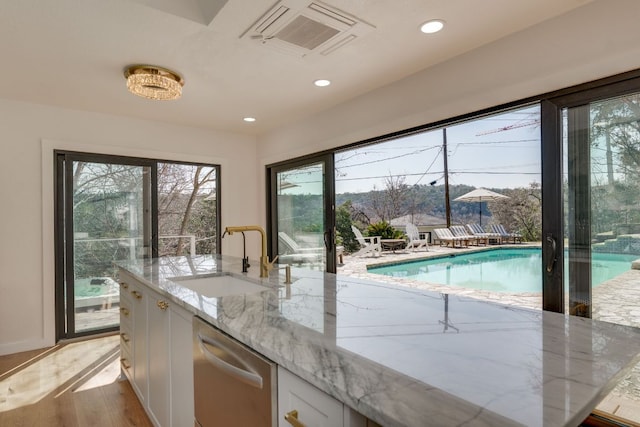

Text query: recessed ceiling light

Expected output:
[243,117,256,122]
[314,79,331,87]
[420,19,445,34]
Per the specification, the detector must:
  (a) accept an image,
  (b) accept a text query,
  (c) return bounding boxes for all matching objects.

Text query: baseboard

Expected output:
[0,337,56,357]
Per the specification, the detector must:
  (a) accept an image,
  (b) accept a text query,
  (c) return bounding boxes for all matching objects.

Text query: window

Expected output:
[55,152,220,339]
[267,69,640,425]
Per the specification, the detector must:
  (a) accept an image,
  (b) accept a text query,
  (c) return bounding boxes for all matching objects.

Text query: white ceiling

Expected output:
[0,0,592,135]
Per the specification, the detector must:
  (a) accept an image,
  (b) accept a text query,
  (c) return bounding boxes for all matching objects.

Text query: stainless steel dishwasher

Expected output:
[193,316,277,426]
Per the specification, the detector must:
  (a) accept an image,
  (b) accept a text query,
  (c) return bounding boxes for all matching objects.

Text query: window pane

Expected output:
[157,163,218,256]
[276,163,327,269]
[72,161,150,333]
[562,93,640,424]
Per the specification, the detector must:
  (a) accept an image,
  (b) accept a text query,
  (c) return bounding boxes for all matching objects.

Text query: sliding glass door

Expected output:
[56,153,221,339]
[560,92,640,315]
[542,83,640,425]
[268,154,338,272]
[56,153,153,337]
[543,86,640,317]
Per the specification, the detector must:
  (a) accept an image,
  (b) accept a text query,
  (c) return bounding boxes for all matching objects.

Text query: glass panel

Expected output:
[72,161,151,333]
[157,163,218,256]
[563,93,640,424]
[335,105,541,307]
[276,163,326,269]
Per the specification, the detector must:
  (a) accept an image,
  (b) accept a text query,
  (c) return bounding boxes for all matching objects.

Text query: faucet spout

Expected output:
[224,225,274,278]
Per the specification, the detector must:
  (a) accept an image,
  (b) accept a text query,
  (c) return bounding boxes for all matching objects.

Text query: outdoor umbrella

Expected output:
[454,188,509,225]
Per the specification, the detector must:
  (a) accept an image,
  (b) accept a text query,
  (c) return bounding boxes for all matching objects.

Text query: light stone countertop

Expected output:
[117,255,640,427]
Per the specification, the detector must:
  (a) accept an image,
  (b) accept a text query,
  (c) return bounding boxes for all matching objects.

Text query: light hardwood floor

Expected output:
[0,335,152,427]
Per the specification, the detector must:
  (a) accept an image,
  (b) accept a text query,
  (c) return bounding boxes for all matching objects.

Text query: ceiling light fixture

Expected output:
[124,65,184,101]
[243,117,256,122]
[314,79,331,87]
[420,19,445,34]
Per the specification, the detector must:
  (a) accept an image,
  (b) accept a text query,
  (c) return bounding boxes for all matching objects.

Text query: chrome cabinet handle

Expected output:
[546,235,557,273]
[157,300,169,310]
[197,333,263,389]
[284,410,305,427]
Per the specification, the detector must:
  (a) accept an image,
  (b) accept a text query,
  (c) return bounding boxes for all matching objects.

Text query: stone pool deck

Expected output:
[337,242,640,423]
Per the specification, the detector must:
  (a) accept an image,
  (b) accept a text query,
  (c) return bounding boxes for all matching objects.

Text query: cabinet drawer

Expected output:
[120,346,133,378]
[120,305,133,328]
[120,330,133,351]
[278,367,344,427]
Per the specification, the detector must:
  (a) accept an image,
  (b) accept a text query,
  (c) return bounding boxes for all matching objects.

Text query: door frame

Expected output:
[541,75,640,314]
[54,151,223,340]
[267,153,337,273]
[55,151,157,339]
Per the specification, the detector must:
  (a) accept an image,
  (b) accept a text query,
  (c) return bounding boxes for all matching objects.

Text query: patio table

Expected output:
[380,238,406,252]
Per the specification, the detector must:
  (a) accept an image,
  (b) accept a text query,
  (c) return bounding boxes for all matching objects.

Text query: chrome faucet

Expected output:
[224,225,278,278]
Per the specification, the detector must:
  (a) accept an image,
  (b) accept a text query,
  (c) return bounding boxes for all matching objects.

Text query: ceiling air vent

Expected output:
[240,0,375,58]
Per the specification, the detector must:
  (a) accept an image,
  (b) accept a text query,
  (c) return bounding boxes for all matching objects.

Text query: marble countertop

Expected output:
[117,255,640,427]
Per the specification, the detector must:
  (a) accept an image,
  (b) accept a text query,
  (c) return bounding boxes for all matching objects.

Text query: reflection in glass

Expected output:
[276,163,327,269]
[72,162,150,333]
[564,92,640,424]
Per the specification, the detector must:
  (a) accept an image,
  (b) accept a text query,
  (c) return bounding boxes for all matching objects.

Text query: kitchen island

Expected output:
[117,255,640,427]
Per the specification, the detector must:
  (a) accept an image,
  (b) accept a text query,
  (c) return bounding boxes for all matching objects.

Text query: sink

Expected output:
[170,274,270,298]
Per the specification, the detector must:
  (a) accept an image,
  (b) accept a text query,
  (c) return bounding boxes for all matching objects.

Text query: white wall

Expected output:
[0,99,259,355]
[257,0,640,166]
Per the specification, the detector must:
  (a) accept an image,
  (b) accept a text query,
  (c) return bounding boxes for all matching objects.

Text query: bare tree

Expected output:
[370,174,409,222]
[158,163,217,255]
[491,183,541,241]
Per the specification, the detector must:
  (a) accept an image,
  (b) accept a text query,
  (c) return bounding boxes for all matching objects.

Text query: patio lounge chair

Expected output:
[450,225,485,246]
[278,231,344,264]
[405,223,429,251]
[490,224,523,244]
[433,228,468,247]
[351,225,381,257]
[467,223,502,244]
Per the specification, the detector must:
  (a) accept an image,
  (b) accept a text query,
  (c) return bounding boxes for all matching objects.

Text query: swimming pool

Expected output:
[368,248,638,293]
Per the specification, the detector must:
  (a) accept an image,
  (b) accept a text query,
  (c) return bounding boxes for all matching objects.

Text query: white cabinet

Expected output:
[147,291,171,427]
[119,272,148,404]
[118,277,134,382]
[131,281,148,405]
[118,269,193,427]
[278,367,366,427]
[169,302,194,427]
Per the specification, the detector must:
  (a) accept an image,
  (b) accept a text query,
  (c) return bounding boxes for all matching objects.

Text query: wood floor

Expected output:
[0,335,152,427]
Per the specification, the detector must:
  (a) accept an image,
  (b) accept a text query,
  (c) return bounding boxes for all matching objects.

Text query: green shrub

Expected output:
[366,221,405,240]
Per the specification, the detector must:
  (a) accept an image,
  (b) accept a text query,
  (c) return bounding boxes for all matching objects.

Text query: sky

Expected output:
[276,104,542,195]
[335,104,541,194]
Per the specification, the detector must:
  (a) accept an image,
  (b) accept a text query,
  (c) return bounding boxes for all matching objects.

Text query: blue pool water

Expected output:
[368,248,638,293]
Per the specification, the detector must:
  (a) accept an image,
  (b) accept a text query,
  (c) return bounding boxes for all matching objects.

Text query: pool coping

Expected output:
[366,245,541,270]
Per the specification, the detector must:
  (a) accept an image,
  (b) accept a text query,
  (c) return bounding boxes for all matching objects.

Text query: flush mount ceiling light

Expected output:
[243,117,256,122]
[420,19,445,34]
[124,65,184,101]
[314,79,331,87]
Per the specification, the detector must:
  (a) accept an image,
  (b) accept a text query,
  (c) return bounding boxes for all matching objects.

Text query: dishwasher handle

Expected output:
[197,333,264,389]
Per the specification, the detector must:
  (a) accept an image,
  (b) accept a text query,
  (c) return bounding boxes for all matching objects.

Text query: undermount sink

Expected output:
[170,274,269,298]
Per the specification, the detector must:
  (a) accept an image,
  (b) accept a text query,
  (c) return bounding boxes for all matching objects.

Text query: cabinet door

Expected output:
[131,281,148,405]
[147,290,171,427]
[170,304,194,427]
[278,367,344,427]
